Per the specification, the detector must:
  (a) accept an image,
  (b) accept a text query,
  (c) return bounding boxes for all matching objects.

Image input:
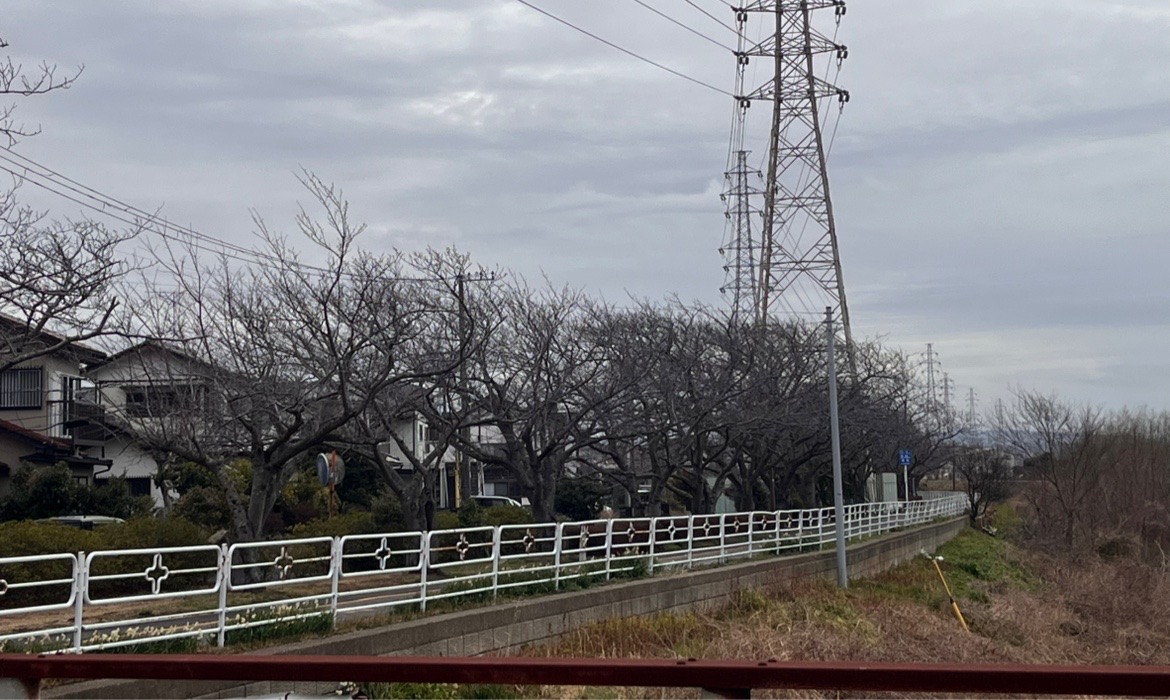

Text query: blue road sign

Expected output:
[898,449,913,466]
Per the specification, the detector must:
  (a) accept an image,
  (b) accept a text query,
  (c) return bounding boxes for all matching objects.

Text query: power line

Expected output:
[513,0,733,96]
[627,0,734,51]
[0,146,304,270]
[0,151,455,284]
[683,0,739,35]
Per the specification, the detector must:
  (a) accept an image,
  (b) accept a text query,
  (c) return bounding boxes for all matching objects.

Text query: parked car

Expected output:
[37,515,126,530]
[471,495,525,509]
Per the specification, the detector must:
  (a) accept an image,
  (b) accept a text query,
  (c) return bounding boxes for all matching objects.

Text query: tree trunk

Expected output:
[530,470,558,522]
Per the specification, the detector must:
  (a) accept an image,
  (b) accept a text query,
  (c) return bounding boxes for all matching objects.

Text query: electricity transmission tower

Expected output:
[720,0,852,342]
[924,343,939,414]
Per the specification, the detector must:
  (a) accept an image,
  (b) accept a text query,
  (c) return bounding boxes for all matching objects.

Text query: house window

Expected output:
[126,477,152,497]
[0,367,43,409]
[123,386,189,417]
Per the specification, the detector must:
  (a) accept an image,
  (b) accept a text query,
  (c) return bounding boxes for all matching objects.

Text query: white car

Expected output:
[471,495,525,509]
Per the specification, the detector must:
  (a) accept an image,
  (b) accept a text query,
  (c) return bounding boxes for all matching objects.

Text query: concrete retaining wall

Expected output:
[49,516,968,699]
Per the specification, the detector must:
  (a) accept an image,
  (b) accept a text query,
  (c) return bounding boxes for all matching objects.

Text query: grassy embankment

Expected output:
[369,505,1170,699]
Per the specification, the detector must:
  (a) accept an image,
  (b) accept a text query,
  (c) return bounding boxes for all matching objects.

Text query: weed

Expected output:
[223,603,333,646]
[366,682,459,699]
[364,683,522,699]
[936,530,1037,598]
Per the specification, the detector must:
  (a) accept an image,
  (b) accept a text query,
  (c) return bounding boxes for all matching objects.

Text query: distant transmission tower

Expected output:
[720,0,852,341]
[924,343,938,414]
[720,150,763,321]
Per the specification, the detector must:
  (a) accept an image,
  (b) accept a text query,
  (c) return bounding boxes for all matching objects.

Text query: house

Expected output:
[86,341,210,507]
[378,411,483,510]
[0,316,112,496]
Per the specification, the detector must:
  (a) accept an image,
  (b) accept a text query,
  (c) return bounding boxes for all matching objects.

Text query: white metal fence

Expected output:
[0,495,967,654]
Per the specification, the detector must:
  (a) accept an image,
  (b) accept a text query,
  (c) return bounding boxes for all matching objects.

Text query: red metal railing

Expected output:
[2,654,1170,698]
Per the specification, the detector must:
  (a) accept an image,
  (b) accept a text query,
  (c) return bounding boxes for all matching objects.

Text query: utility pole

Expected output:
[826,306,848,588]
[452,270,495,508]
[722,1,854,351]
[942,372,953,423]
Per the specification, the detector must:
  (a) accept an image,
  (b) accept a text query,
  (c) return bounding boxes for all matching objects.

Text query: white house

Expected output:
[86,342,206,507]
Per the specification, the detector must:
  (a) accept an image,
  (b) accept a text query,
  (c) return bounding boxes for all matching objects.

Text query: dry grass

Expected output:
[511,517,1170,699]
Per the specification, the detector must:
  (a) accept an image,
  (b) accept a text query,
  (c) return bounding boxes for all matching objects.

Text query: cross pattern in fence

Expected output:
[0,495,967,654]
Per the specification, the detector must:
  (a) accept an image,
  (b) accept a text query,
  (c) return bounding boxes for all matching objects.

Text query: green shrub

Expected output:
[101,516,209,550]
[457,500,486,528]
[433,511,461,531]
[555,478,607,521]
[0,517,211,610]
[0,519,98,557]
[289,511,377,539]
[0,464,152,521]
[371,489,408,532]
[172,486,231,530]
[483,505,533,528]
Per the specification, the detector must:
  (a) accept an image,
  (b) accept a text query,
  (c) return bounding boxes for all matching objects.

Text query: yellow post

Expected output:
[930,556,970,633]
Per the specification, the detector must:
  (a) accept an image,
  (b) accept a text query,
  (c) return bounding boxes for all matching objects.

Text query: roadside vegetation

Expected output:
[517,505,1170,698]
[364,503,1170,699]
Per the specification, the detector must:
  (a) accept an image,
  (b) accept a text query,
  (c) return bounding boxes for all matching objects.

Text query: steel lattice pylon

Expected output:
[720,0,853,345]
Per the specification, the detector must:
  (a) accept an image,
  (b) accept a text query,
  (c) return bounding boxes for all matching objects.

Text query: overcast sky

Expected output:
[4,1,1169,412]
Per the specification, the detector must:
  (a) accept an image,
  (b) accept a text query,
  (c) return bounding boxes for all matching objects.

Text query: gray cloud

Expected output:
[4,0,1168,410]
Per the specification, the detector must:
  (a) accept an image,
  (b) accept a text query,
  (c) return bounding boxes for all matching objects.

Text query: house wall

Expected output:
[85,348,203,509]
[0,436,29,496]
[94,436,167,506]
[0,437,95,496]
[0,355,85,437]
[378,414,468,510]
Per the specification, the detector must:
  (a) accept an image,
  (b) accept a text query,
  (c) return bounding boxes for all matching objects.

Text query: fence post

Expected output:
[747,513,755,556]
[777,511,785,555]
[71,552,86,653]
[718,514,727,564]
[419,534,430,612]
[490,527,502,600]
[553,523,563,589]
[817,510,824,551]
[216,544,229,647]
[604,520,614,580]
[648,517,657,573]
[686,515,695,568]
[329,538,341,627]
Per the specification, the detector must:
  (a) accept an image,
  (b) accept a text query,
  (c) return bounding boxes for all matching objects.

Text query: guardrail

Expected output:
[0,495,967,654]
[1,653,1166,699]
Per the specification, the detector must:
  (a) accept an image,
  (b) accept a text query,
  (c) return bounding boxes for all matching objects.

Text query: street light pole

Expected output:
[826,307,848,588]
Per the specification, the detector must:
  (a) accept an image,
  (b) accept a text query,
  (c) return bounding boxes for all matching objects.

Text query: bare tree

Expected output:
[1,34,82,145]
[1,186,137,372]
[0,39,131,370]
[994,388,1107,545]
[953,447,1012,526]
[428,283,648,522]
[342,249,500,531]
[122,175,440,543]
